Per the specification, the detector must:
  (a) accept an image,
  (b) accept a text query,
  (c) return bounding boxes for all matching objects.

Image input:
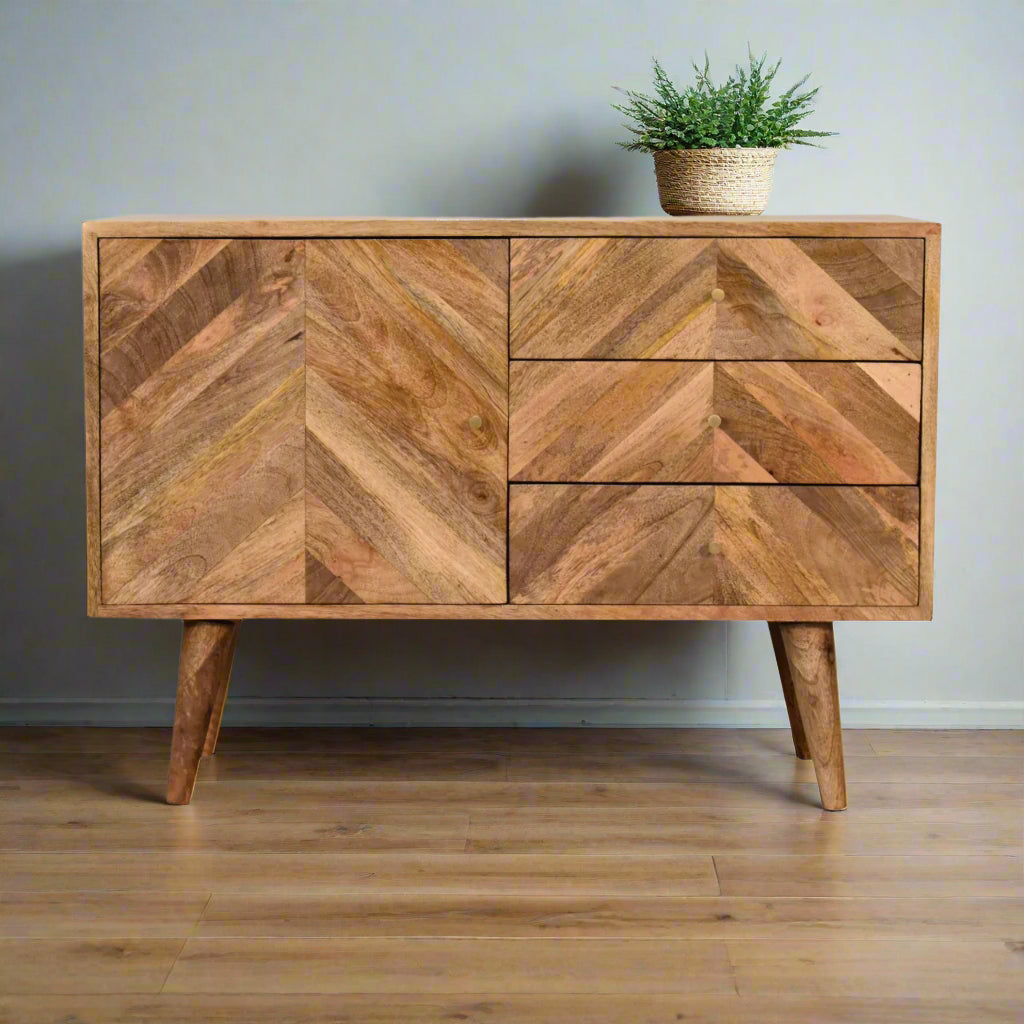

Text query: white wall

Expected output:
[1,0,1021,727]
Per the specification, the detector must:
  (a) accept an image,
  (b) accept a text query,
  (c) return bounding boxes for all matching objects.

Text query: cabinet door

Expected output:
[305,239,508,604]
[99,239,306,604]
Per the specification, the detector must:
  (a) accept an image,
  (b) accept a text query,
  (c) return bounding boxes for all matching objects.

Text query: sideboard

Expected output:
[83,216,940,808]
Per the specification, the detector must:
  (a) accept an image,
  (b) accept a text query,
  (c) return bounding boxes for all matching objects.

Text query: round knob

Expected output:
[707,541,722,556]
[707,413,722,429]
[711,287,725,302]
[468,415,483,431]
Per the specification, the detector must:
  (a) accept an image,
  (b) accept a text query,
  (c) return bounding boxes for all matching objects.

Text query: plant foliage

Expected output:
[613,50,836,152]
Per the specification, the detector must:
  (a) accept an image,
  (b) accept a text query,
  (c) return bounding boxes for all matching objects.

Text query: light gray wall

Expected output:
[2,0,1021,727]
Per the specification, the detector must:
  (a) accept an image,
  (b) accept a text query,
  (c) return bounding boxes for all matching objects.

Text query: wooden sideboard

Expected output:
[83,216,940,808]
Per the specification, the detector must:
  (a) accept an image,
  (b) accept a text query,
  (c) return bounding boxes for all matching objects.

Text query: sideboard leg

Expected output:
[167,621,239,805]
[767,622,811,760]
[203,625,240,756]
[773,622,847,811]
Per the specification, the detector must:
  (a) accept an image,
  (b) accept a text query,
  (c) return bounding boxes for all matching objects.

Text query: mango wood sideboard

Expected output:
[82,216,940,808]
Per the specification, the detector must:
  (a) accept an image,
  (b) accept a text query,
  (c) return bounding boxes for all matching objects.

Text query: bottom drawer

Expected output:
[509,484,919,606]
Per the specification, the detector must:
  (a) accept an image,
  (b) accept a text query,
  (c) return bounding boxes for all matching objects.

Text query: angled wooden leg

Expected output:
[768,622,811,760]
[203,625,240,756]
[773,622,847,811]
[167,621,239,805]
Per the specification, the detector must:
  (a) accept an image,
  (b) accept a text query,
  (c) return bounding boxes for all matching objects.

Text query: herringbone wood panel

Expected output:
[305,239,509,604]
[510,237,923,360]
[98,239,306,604]
[713,361,921,484]
[510,360,714,482]
[510,484,919,605]
[510,360,920,484]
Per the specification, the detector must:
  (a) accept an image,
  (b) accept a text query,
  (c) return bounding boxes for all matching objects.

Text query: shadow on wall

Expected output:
[1,176,718,720]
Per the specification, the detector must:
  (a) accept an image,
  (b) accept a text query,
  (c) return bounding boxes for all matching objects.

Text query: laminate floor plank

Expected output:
[715,854,1024,897]
[466,818,1020,856]
[0,938,184,994]
[0,893,210,938]
[0,751,508,783]
[197,893,1024,940]
[0,816,470,854]
[162,936,734,994]
[862,729,1024,756]
[2,994,1021,1024]
[0,852,719,896]
[727,938,1024,999]
[506,753,1024,784]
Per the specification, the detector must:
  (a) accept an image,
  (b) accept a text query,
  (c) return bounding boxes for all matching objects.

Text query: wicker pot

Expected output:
[653,147,778,216]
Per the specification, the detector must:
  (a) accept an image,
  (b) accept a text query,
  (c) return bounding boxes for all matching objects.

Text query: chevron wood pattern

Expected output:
[714,485,920,606]
[509,361,714,482]
[304,239,508,604]
[510,485,919,606]
[98,239,306,605]
[713,361,921,484]
[509,484,714,605]
[510,360,919,485]
[510,238,923,360]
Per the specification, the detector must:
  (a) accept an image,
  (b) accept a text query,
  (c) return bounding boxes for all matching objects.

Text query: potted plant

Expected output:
[613,50,835,215]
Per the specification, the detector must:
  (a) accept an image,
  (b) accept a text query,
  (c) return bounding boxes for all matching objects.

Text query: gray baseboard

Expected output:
[1,697,1021,728]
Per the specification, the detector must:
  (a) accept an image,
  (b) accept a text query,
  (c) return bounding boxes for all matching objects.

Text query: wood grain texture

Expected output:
[510,485,919,606]
[714,238,923,360]
[510,360,920,485]
[305,239,508,603]
[98,239,306,605]
[167,621,239,805]
[202,624,239,756]
[510,360,713,481]
[83,225,101,615]
[95,602,932,620]
[509,484,714,604]
[713,362,920,484]
[0,938,184,995]
[768,622,812,759]
[162,936,734,994]
[4,994,1019,1024]
[918,233,941,618]
[511,238,717,358]
[195,892,1024,939]
[775,623,847,809]
[714,485,919,606]
[510,237,924,360]
[84,216,941,238]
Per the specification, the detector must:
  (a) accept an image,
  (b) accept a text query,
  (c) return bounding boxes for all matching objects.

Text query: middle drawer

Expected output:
[509,360,920,485]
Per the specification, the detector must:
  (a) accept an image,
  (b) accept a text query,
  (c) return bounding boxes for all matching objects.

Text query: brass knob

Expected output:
[707,541,722,556]
[468,415,483,431]
[707,413,722,429]
[711,287,725,302]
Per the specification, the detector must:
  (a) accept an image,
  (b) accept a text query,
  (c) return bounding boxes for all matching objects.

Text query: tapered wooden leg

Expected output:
[167,620,239,805]
[202,625,239,756]
[773,622,847,811]
[768,622,811,760]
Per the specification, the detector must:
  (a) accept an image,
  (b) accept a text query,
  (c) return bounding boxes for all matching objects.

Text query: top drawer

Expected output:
[510,238,924,361]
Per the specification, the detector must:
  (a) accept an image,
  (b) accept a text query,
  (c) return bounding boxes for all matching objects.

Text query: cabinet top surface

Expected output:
[84,215,940,238]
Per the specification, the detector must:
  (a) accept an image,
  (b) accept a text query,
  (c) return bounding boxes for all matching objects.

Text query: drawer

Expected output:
[510,237,923,360]
[509,484,919,606]
[510,360,920,485]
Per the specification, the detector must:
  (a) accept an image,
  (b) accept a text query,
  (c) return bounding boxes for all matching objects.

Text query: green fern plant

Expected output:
[613,50,836,152]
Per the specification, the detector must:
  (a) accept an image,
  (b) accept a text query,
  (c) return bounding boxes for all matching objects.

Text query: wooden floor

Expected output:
[0,727,1021,1023]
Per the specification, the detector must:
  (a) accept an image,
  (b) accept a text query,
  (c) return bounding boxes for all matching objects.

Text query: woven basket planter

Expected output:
[654,148,778,216]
